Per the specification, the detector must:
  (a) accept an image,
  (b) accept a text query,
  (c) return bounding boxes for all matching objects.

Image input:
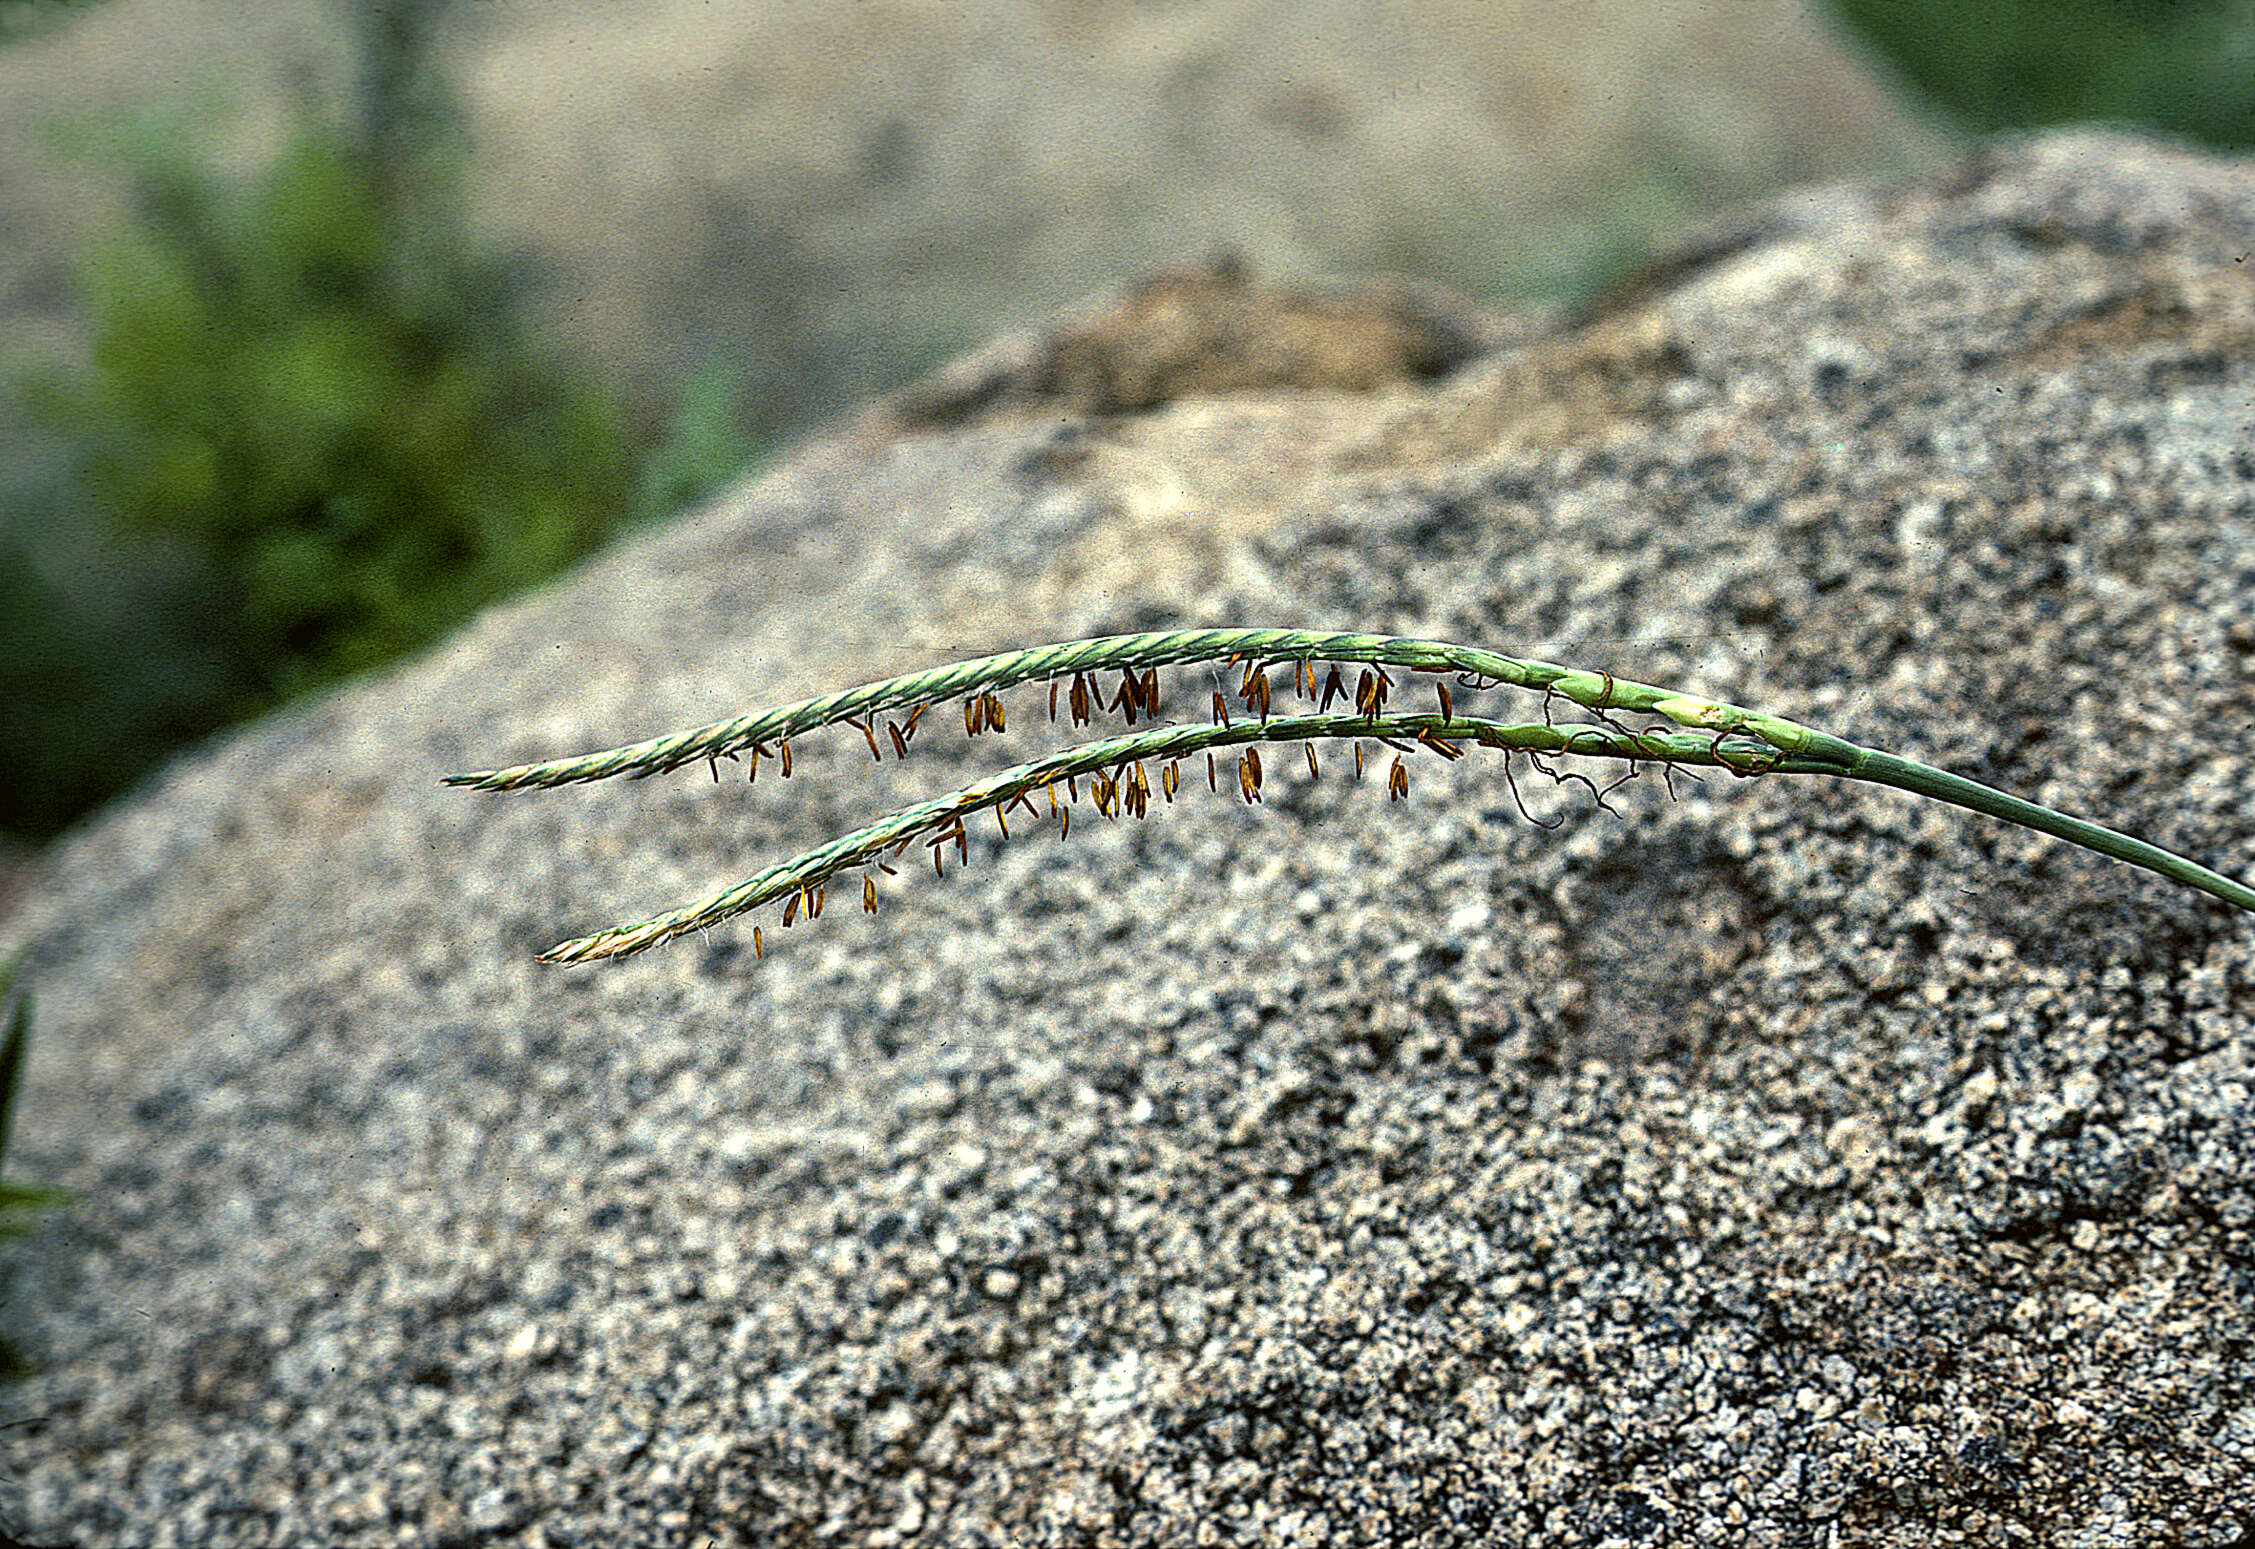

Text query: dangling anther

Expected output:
[1417,727,1465,761]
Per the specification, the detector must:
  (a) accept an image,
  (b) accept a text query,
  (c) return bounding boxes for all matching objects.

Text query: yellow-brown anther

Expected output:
[779,740,794,778]
[1208,752,1219,792]
[903,705,925,742]
[1240,748,1263,803]
[985,694,1006,733]
[888,721,910,759]
[1242,671,1272,722]
[782,891,801,926]
[863,875,879,914]
[810,885,825,920]
[849,717,883,761]
[1163,760,1181,801]
[1116,668,1144,724]
[1437,679,1454,720]
[1305,743,1320,779]
[1070,674,1092,725]
[1321,665,1347,711]
[753,926,763,958]
[1355,669,1390,717]
[1389,756,1410,801]
[1417,728,1465,760]
[965,698,982,736]
[1212,689,1231,728]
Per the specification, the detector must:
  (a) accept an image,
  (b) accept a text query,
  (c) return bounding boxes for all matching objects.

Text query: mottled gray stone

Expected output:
[4,131,2253,1546]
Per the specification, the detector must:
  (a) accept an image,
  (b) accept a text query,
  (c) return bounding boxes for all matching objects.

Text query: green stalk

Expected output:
[1838,749,2255,916]
[446,631,2255,964]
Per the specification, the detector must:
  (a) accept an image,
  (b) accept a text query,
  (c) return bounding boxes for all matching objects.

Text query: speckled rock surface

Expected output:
[5,132,2254,1546]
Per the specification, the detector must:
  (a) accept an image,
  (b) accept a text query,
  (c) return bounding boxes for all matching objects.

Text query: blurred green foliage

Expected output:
[5,85,759,841]
[0,949,76,1382]
[24,112,636,695]
[0,0,111,47]
[1821,0,2255,149]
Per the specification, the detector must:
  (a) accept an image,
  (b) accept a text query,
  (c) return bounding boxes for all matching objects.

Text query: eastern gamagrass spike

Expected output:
[447,631,2255,964]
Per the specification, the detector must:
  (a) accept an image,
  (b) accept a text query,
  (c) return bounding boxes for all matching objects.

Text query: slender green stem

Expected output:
[1842,749,2255,914]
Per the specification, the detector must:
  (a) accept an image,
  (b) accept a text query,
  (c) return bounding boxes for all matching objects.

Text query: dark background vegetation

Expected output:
[1,0,756,844]
[0,0,2249,855]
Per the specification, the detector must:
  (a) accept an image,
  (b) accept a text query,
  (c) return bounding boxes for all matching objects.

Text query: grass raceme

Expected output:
[446,629,2255,964]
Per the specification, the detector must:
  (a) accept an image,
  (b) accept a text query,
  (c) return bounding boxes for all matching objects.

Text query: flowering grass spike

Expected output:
[446,630,2255,964]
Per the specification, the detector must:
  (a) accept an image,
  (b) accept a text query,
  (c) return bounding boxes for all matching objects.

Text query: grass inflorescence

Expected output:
[446,629,2255,964]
